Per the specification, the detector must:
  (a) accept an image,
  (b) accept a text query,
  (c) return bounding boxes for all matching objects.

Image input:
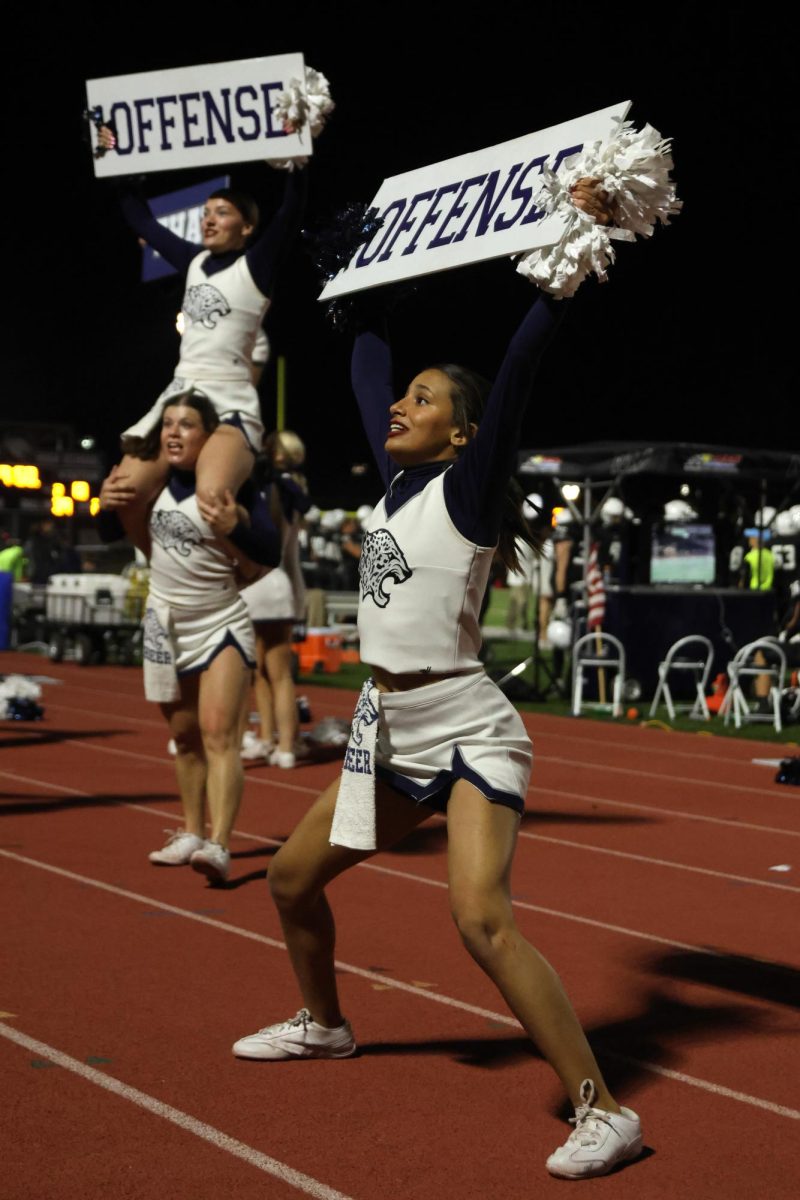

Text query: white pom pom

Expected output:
[272,65,335,141]
[515,117,682,298]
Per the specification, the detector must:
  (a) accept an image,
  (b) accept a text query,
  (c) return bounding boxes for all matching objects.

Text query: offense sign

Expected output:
[319,101,631,299]
[87,53,309,177]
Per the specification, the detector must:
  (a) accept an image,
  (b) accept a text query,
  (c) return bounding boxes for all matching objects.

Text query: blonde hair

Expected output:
[265,429,306,469]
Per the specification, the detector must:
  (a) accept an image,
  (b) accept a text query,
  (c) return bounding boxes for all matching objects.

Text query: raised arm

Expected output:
[350,312,395,488]
[245,167,309,297]
[444,292,567,545]
[97,125,200,273]
[446,177,614,545]
[117,186,200,274]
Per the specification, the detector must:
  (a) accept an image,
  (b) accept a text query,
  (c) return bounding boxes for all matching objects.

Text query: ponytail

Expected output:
[433,363,544,572]
[499,477,545,573]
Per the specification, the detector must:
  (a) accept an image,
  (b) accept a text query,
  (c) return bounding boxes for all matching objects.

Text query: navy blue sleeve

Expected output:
[444,293,567,545]
[229,487,280,566]
[276,474,312,520]
[244,168,308,297]
[350,316,394,488]
[117,186,199,274]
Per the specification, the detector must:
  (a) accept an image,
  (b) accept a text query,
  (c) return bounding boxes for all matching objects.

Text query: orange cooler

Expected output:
[292,627,343,674]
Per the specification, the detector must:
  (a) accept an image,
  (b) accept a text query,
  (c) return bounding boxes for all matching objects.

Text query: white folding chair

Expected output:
[718,638,787,732]
[648,635,715,721]
[572,633,626,718]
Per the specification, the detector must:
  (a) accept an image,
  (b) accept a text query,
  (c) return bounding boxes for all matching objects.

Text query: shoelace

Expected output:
[162,828,193,845]
[562,1078,616,1149]
[567,1104,615,1148]
[258,1009,311,1036]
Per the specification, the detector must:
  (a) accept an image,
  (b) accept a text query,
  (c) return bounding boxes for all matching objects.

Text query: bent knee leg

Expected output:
[268,845,318,912]
[450,894,516,963]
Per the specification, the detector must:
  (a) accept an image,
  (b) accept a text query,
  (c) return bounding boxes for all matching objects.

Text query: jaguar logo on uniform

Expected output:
[359,528,412,608]
[151,511,203,557]
[350,686,379,747]
[182,282,232,329]
[143,607,171,664]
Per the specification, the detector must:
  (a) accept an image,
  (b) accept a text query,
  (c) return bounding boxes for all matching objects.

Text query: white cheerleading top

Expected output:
[178,252,269,384]
[242,513,306,622]
[357,471,495,674]
[147,479,239,610]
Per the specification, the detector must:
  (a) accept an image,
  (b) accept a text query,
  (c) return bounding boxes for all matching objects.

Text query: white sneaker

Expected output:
[546,1079,642,1179]
[149,830,204,866]
[189,840,230,884]
[167,739,177,756]
[269,748,296,769]
[232,1008,357,1060]
[241,731,274,762]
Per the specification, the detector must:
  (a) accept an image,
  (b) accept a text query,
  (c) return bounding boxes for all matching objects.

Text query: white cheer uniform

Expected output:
[241,509,306,623]
[123,254,269,451]
[330,292,567,848]
[142,475,256,703]
[329,470,532,850]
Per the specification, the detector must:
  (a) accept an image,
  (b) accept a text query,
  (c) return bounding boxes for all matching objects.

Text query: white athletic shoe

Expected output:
[269,748,296,769]
[232,1008,357,1060]
[189,840,230,884]
[241,730,274,762]
[148,830,204,866]
[167,739,177,756]
[546,1079,642,1179]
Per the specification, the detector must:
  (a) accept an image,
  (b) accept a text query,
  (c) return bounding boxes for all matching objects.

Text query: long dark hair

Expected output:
[121,391,220,461]
[433,363,544,572]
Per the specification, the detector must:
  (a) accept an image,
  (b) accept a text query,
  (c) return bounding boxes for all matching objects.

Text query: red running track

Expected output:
[2,651,799,1199]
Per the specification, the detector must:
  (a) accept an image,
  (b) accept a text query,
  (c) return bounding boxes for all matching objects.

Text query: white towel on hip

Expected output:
[142,598,180,703]
[330,679,381,851]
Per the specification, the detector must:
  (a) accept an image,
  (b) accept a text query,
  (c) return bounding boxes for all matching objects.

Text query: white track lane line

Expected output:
[0,1022,355,1200]
[0,770,708,952]
[519,834,800,893]
[539,754,780,798]
[23,725,800,842]
[6,746,797,893]
[42,694,787,798]
[526,785,800,839]
[6,761,798,931]
[35,683,800,769]
[1,848,798,1123]
[6,763,800,912]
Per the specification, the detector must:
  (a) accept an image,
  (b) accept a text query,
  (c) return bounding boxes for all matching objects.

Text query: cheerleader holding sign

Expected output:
[93,69,333,537]
[233,118,681,1178]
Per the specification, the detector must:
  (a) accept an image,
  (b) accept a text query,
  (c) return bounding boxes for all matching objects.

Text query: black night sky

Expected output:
[7,3,792,508]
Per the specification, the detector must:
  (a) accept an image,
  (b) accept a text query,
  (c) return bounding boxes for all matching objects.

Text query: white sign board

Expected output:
[319,101,631,300]
[87,53,309,177]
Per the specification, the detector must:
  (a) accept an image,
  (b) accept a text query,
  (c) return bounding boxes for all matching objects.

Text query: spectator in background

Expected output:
[241,430,312,769]
[739,526,774,592]
[751,508,800,712]
[334,515,363,590]
[505,539,536,632]
[0,532,26,581]
[596,496,633,585]
[298,506,327,626]
[505,493,553,639]
[22,519,69,584]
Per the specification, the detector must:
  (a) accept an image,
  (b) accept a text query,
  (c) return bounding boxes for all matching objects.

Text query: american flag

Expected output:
[586,542,606,631]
